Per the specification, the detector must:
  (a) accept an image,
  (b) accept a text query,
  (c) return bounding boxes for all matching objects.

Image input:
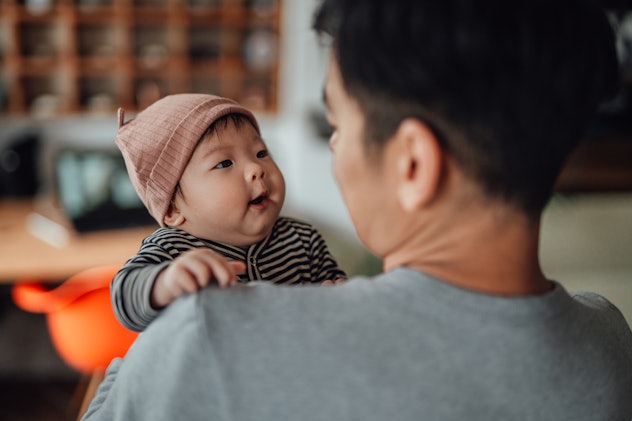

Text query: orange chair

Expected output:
[12,265,138,418]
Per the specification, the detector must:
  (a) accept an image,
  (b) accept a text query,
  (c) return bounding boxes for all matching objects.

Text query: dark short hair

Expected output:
[313,0,619,215]
[203,113,253,141]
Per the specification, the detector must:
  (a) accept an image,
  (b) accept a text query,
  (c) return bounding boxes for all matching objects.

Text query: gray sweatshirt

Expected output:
[84,267,632,420]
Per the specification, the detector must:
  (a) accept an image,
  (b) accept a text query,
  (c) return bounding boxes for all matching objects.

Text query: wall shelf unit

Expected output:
[0,0,280,116]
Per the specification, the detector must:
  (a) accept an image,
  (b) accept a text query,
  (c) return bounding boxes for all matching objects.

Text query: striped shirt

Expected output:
[112,216,346,331]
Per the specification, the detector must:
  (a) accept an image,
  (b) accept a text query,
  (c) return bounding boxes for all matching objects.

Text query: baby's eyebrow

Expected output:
[202,133,266,155]
[196,137,231,162]
[248,134,267,146]
[203,140,228,153]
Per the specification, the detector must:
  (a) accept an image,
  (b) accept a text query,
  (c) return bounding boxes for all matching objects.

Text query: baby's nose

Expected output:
[245,162,265,181]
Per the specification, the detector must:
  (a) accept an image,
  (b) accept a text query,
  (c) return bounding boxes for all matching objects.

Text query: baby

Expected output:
[112,94,346,331]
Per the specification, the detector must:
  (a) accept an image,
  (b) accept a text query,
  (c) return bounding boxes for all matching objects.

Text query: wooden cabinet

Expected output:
[0,0,280,115]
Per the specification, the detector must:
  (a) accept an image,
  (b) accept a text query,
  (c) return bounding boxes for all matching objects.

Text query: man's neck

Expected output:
[383,201,551,296]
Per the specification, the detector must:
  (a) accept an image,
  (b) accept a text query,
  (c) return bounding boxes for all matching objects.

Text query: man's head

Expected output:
[314,0,619,217]
[116,94,283,244]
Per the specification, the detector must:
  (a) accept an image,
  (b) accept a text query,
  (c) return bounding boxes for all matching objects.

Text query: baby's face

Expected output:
[172,119,285,246]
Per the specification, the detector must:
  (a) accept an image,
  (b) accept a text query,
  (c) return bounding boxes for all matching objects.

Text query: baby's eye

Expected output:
[256,149,269,159]
[215,160,233,169]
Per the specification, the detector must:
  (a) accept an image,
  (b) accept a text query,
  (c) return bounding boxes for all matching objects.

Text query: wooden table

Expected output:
[0,198,156,283]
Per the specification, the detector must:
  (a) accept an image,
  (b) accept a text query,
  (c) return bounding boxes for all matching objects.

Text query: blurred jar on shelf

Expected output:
[243,29,277,72]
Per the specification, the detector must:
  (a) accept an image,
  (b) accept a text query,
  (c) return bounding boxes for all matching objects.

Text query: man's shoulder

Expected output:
[569,290,632,338]
[192,271,395,320]
[144,293,201,338]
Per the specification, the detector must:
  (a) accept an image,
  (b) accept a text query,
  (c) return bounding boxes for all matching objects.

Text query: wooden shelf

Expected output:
[0,0,281,115]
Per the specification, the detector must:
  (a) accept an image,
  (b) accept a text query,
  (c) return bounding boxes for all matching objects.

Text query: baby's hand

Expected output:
[151,249,245,309]
[322,278,346,286]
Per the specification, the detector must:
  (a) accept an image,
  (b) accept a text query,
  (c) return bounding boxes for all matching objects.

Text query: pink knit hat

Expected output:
[115,93,260,226]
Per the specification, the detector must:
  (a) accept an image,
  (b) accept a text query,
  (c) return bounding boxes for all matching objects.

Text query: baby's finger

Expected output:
[183,256,216,288]
[229,261,246,275]
[189,250,241,287]
[211,261,241,287]
[214,261,246,287]
[173,271,201,294]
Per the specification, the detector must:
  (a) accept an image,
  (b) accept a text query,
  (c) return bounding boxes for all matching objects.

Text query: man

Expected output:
[83,0,632,419]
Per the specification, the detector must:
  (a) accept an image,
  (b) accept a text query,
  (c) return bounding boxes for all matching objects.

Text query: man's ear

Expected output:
[163,203,185,227]
[395,118,443,212]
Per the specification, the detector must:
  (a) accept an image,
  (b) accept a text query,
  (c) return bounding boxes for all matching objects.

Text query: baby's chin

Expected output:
[230,219,280,248]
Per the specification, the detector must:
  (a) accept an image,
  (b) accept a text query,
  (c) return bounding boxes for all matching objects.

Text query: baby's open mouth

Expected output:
[249,195,267,205]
